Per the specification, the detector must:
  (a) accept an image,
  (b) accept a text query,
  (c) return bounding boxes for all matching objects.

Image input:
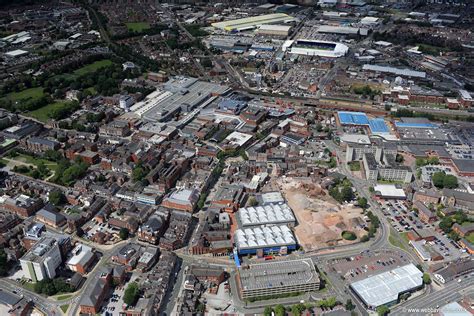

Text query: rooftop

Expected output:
[237,203,295,227]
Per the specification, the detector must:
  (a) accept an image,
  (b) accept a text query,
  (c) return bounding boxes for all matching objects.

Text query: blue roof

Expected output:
[395,122,438,129]
[338,111,369,125]
[369,118,389,134]
[218,99,247,110]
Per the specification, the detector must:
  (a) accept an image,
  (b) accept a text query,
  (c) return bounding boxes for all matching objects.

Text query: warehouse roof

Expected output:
[239,258,319,291]
[238,203,295,227]
[234,225,296,250]
[350,263,423,308]
[373,184,406,199]
[363,64,426,78]
[212,13,296,32]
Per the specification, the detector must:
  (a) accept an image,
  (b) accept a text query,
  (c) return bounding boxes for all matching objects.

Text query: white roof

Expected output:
[66,244,93,266]
[363,64,426,78]
[5,49,28,57]
[374,184,406,198]
[235,225,296,250]
[350,264,423,308]
[238,203,295,227]
[440,302,471,316]
[225,131,252,147]
[258,24,292,32]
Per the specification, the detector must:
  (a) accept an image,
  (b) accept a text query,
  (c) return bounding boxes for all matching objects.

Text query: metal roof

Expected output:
[234,225,296,250]
[350,263,423,308]
[238,203,295,227]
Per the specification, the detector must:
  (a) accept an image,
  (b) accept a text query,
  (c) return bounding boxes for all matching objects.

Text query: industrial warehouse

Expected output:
[236,203,296,228]
[350,264,423,309]
[131,77,230,122]
[234,225,296,255]
[211,13,296,32]
[283,39,349,58]
[237,258,320,300]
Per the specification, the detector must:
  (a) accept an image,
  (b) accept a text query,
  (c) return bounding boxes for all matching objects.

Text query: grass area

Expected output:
[342,231,357,241]
[55,294,73,301]
[378,179,405,184]
[348,161,361,171]
[26,101,68,122]
[73,59,113,77]
[126,22,151,32]
[389,231,409,252]
[84,86,97,95]
[9,153,59,173]
[21,280,36,292]
[60,304,69,313]
[5,87,44,102]
[465,233,474,244]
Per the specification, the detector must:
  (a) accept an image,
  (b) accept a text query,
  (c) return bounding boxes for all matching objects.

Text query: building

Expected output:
[350,264,423,309]
[238,258,320,299]
[237,203,296,228]
[1,123,41,140]
[20,237,62,282]
[373,184,406,200]
[137,212,168,245]
[1,194,43,217]
[362,64,426,79]
[0,291,32,316]
[284,39,349,58]
[35,206,66,228]
[25,137,60,153]
[452,223,474,238]
[99,120,130,137]
[211,13,296,32]
[362,153,412,183]
[119,95,135,110]
[345,143,397,162]
[136,247,159,272]
[434,259,474,284]
[413,201,437,223]
[66,244,95,275]
[211,184,246,213]
[79,269,111,314]
[217,99,247,115]
[234,225,296,255]
[131,77,229,123]
[162,188,199,213]
[442,189,474,212]
[257,24,292,37]
[189,265,225,284]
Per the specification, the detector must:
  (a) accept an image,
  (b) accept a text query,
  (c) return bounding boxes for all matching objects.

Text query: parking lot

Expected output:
[82,220,120,242]
[99,284,126,316]
[330,249,410,282]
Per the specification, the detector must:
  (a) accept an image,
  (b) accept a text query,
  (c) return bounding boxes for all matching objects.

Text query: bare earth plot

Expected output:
[278,178,366,251]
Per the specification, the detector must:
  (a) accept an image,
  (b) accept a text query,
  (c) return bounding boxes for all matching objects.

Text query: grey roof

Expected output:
[362,64,426,78]
[36,207,66,224]
[350,264,423,308]
[239,258,319,291]
[452,159,474,173]
[79,277,108,306]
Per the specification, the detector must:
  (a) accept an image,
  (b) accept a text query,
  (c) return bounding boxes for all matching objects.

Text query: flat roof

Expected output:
[350,263,423,308]
[225,131,252,147]
[338,111,369,125]
[239,258,319,291]
[67,244,93,266]
[363,64,426,78]
[212,13,295,31]
[369,118,389,134]
[373,184,406,198]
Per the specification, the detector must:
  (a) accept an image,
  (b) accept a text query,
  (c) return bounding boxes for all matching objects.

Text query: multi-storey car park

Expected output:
[237,258,320,300]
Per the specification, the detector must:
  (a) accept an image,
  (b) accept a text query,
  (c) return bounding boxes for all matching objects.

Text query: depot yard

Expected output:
[278,178,366,250]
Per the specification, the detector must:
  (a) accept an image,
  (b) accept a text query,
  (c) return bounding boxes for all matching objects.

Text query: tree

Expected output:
[123,282,140,306]
[443,175,458,189]
[119,228,129,240]
[132,164,148,182]
[291,304,305,316]
[345,299,355,311]
[274,304,285,316]
[395,154,404,163]
[49,190,66,206]
[263,306,273,316]
[422,273,432,285]
[0,248,8,276]
[360,235,369,242]
[376,305,390,316]
[248,197,258,207]
[432,172,445,188]
[439,216,453,233]
[357,197,368,209]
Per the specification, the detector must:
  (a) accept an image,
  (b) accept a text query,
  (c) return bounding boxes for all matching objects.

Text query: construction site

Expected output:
[277,177,366,250]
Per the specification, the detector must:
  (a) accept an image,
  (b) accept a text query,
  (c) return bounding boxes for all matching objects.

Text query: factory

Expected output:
[234,225,297,255]
[237,203,296,228]
[256,24,292,37]
[350,263,423,309]
[283,39,349,58]
[131,77,230,122]
[238,258,320,299]
[211,13,296,32]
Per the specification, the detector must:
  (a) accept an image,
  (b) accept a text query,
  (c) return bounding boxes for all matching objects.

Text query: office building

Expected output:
[20,237,62,282]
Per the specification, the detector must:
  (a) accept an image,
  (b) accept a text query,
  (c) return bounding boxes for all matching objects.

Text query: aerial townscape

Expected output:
[0,0,473,316]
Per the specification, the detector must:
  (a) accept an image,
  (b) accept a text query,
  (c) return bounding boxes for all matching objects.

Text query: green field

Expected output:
[11,153,59,172]
[27,101,68,122]
[73,59,113,77]
[348,161,361,171]
[389,232,409,251]
[5,87,44,102]
[60,305,69,313]
[466,233,474,244]
[126,22,150,32]
[55,294,73,301]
